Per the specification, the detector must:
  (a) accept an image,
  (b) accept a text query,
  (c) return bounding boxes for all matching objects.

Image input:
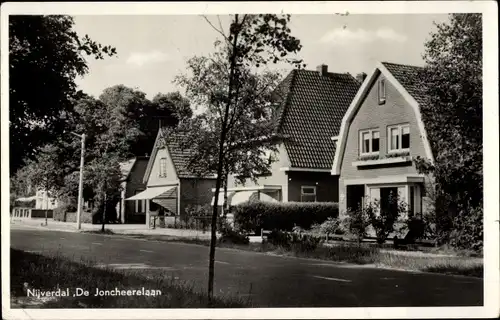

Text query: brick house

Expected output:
[116,156,149,224]
[220,64,360,206]
[127,128,217,227]
[332,61,435,218]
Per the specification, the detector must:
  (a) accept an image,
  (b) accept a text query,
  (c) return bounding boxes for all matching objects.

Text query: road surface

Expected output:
[10,229,483,307]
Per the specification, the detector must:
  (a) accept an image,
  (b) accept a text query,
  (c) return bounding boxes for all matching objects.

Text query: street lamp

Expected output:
[70,132,86,230]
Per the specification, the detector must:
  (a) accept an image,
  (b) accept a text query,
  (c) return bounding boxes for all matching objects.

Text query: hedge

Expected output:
[233,201,339,234]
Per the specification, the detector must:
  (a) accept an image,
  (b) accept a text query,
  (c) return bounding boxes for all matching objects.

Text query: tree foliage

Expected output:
[9,15,117,174]
[415,13,483,250]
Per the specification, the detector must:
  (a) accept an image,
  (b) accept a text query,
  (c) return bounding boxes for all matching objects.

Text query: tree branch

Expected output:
[202,15,230,44]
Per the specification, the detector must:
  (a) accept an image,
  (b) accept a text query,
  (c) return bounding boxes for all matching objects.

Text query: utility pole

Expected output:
[71,132,86,230]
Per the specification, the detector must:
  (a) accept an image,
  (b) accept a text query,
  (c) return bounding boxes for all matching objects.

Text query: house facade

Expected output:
[221,64,360,206]
[116,156,149,224]
[332,61,435,218]
[127,128,217,227]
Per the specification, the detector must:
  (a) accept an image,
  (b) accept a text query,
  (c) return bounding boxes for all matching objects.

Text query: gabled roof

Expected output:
[331,61,434,175]
[274,68,360,169]
[143,128,216,184]
[381,62,428,106]
[119,156,149,182]
[119,158,136,181]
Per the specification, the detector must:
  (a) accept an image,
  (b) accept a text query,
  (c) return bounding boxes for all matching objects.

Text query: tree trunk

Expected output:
[222,171,229,219]
[45,209,48,226]
[208,14,240,304]
[102,192,107,232]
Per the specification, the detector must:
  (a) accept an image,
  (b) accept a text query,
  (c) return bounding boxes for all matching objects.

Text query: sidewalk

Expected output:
[10,218,214,240]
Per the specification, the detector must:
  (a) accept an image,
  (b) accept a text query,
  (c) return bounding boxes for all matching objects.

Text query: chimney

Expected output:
[356,72,367,84]
[316,64,328,76]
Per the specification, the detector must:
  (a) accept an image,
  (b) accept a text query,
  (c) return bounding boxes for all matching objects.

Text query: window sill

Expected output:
[352,156,412,167]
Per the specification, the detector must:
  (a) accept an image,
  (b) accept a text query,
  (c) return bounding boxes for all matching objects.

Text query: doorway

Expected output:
[346,185,365,211]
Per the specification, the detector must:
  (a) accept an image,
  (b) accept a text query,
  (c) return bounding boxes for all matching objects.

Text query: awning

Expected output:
[211,191,235,206]
[16,195,37,202]
[231,191,258,206]
[126,186,176,201]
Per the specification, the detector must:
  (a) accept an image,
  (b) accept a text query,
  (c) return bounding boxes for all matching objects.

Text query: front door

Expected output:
[380,187,399,216]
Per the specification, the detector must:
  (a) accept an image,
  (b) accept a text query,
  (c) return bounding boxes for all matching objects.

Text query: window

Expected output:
[378,79,386,104]
[359,129,380,156]
[134,190,146,214]
[301,186,317,202]
[159,157,167,178]
[387,124,410,153]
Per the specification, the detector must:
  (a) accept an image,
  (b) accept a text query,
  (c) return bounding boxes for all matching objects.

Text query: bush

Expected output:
[234,201,339,234]
[319,217,343,240]
[449,206,483,252]
[365,193,408,244]
[218,219,249,244]
[404,216,426,243]
[341,206,370,243]
[267,230,322,252]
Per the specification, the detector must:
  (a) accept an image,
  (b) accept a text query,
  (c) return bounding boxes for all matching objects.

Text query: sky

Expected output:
[72,14,450,100]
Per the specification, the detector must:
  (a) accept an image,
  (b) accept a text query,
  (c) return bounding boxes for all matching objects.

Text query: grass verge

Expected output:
[115,233,483,278]
[10,249,248,308]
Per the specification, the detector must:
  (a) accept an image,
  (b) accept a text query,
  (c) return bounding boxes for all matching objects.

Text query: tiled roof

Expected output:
[382,62,428,106]
[160,128,214,179]
[276,69,360,169]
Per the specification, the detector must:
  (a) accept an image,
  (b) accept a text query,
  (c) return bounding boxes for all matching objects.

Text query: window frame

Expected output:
[300,186,317,202]
[359,128,380,156]
[378,79,386,105]
[387,124,411,154]
[159,157,168,178]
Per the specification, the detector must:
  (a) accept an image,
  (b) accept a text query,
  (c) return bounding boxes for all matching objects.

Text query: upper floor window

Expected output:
[359,129,380,156]
[159,157,167,178]
[378,79,386,105]
[301,186,317,202]
[388,124,410,153]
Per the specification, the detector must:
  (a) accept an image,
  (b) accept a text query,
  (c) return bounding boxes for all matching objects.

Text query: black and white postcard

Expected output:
[1,1,498,319]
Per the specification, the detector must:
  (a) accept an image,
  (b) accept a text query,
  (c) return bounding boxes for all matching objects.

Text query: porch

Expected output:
[125,184,179,229]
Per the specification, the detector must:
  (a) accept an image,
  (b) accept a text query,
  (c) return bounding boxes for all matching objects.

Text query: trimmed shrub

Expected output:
[234,201,339,234]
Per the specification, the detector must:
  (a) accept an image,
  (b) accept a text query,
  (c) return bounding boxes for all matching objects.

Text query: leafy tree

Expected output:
[9,15,117,175]
[19,144,66,225]
[415,13,483,250]
[173,14,303,300]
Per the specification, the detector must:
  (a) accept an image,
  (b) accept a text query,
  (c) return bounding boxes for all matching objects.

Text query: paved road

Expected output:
[10,229,483,307]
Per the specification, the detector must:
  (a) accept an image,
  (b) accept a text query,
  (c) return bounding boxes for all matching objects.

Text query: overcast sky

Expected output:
[73,14,449,100]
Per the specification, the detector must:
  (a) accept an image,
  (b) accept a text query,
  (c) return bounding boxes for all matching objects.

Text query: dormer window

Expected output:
[378,79,386,105]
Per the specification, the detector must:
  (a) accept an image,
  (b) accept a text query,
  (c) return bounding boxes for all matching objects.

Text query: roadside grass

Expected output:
[90,233,483,278]
[82,229,116,235]
[375,251,483,278]
[10,249,248,308]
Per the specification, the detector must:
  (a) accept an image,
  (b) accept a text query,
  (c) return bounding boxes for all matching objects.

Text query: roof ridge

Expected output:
[381,61,424,69]
[276,69,297,133]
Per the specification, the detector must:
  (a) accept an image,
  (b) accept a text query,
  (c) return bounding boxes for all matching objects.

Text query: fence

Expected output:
[11,207,53,219]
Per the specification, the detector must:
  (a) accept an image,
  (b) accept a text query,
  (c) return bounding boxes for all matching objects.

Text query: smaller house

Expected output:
[127,128,217,227]
[219,64,361,206]
[15,190,58,210]
[116,156,149,224]
[332,61,435,219]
